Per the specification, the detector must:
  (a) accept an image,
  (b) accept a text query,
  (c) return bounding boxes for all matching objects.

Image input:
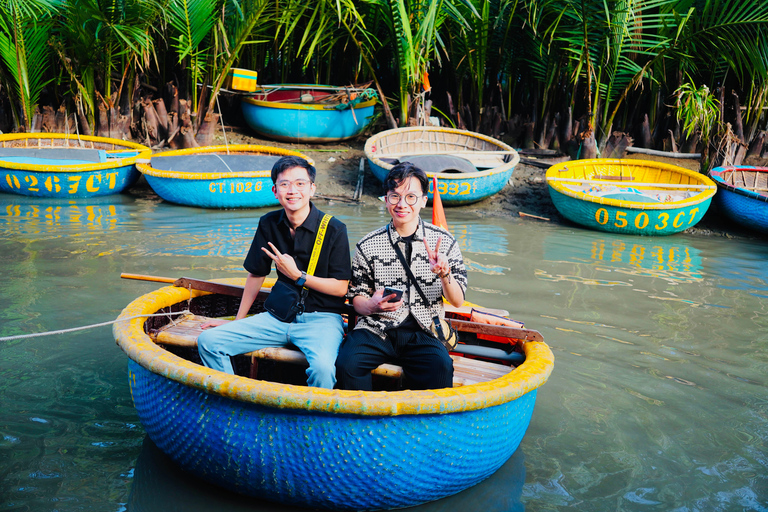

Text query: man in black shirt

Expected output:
[198,156,351,389]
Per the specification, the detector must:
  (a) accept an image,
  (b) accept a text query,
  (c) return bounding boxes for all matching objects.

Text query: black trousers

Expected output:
[336,328,454,391]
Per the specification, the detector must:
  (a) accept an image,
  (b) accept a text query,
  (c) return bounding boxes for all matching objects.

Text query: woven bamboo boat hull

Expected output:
[709,166,768,233]
[365,127,519,205]
[113,279,553,510]
[137,145,313,209]
[546,159,716,235]
[241,85,376,143]
[0,134,150,198]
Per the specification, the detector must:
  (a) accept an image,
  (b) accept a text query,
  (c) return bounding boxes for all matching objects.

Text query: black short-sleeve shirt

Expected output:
[243,202,351,314]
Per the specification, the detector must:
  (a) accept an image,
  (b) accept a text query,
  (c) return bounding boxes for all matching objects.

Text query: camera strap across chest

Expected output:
[304,213,332,286]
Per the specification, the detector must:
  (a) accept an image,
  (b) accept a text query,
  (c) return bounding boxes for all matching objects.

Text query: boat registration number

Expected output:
[208,181,263,194]
[594,207,700,231]
[4,172,122,194]
[430,180,476,196]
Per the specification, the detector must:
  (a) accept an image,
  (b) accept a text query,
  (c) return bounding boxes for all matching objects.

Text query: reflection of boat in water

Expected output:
[365,127,519,205]
[546,159,716,235]
[0,133,150,198]
[137,145,312,209]
[127,435,525,512]
[0,194,135,240]
[708,166,768,234]
[543,229,704,282]
[114,279,552,510]
[241,84,377,143]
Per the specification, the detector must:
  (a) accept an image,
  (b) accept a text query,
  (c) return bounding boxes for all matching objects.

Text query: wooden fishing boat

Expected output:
[0,134,150,198]
[241,84,377,143]
[113,276,553,511]
[364,127,520,205]
[708,166,768,234]
[137,145,313,209]
[546,159,716,235]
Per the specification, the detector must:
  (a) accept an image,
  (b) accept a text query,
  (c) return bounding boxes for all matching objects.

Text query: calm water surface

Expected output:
[0,191,766,511]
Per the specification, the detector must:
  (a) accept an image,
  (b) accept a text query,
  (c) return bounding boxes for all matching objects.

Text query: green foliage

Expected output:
[674,81,719,142]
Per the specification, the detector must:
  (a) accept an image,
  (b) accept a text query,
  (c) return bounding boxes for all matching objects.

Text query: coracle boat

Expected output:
[0,133,150,198]
[113,277,553,511]
[137,145,313,209]
[241,84,377,143]
[364,127,520,205]
[546,158,716,235]
[708,166,768,234]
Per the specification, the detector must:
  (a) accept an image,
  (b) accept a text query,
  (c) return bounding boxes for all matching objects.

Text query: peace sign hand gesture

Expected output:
[424,236,450,279]
[262,242,301,281]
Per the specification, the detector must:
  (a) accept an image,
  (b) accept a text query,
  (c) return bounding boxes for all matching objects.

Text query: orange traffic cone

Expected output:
[431,176,448,231]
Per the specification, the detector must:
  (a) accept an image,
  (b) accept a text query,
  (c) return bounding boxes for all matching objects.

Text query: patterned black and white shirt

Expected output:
[349,218,468,338]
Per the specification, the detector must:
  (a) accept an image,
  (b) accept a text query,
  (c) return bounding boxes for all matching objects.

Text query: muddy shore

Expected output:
[164,127,764,240]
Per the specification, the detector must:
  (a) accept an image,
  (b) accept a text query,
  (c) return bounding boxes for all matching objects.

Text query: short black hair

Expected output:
[383,162,429,195]
[271,155,316,184]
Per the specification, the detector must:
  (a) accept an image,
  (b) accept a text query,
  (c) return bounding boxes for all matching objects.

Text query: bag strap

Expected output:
[391,239,443,332]
[298,213,332,298]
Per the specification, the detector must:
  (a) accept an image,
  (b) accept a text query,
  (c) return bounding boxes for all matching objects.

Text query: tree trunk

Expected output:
[463,105,474,132]
[41,106,56,132]
[603,132,633,159]
[195,110,219,146]
[30,107,43,132]
[77,101,92,136]
[446,92,458,128]
[681,131,701,154]
[640,113,652,148]
[142,98,161,147]
[96,103,109,137]
[746,131,765,158]
[522,122,535,149]
[580,129,597,159]
[706,122,746,172]
[153,98,169,142]
[179,101,198,148]
[730,90,745,144]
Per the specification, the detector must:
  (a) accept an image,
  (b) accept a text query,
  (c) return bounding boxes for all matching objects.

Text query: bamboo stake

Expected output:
[546,177,715,189]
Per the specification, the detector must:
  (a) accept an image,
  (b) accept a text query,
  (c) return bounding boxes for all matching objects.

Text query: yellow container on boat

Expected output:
[226,68,258,92]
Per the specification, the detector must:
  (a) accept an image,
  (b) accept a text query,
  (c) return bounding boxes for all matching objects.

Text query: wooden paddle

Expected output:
[120,273,544,343]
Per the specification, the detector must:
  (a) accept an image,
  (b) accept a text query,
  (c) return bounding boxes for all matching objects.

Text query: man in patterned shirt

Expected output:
[336,162,467,390]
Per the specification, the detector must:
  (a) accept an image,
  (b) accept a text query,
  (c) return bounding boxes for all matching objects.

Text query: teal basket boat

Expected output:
[114,278,553,510]
[137,145,313,209]
[546,159,716,235]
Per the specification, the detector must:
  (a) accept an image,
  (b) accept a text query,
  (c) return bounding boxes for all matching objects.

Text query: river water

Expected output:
[0,190,766,511]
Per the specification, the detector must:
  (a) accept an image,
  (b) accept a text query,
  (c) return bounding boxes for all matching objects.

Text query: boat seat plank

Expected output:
[149,315,514,387]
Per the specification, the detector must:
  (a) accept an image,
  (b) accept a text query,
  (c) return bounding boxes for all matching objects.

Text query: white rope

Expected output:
[0,310,192,342]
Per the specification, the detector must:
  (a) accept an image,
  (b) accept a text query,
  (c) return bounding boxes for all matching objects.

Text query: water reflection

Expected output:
[127,436,525,512]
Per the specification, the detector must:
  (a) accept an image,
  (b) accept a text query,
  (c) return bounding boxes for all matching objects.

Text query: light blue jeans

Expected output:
[197,311,345,389]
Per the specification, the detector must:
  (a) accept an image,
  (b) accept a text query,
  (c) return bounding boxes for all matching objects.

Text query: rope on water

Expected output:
[0,310,192,342]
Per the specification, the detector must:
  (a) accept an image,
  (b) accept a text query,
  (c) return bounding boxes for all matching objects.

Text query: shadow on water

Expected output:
[127,436,525,512]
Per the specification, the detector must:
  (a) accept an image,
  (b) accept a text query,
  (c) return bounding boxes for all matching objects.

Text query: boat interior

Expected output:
[142,281,532,391]
[721,167,768,193]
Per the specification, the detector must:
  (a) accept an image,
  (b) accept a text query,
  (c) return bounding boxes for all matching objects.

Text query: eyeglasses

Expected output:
[276,179,312,191]
[386,193,423,205]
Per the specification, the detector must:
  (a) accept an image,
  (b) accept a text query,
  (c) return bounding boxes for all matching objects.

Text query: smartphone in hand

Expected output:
[383,286,404,302]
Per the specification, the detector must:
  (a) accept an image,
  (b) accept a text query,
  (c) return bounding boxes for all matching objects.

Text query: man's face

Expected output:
[272,166,316,213]
[385,176,428,229]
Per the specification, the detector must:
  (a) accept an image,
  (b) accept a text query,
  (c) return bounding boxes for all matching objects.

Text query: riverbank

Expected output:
[163,127,762,240]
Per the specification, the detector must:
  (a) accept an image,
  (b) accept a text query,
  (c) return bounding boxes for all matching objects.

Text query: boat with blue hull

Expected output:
[137,145,313,209]
[241,84,377,143]
[113,278,553,511]
[364,127,519,205]
[546,159,716,235]
[709,166,768,234]
[0,134,150,198]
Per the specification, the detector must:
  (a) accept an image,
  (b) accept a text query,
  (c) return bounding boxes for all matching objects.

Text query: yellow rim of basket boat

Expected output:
[114,277,554,417]
[364,127,520,180]
[545,158,717,209]
[0,133,151,173]
[137,145,314,180]
[242,96,377,111]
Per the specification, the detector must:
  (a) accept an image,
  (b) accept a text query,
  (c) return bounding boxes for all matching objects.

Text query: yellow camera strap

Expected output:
[305,213,332,286]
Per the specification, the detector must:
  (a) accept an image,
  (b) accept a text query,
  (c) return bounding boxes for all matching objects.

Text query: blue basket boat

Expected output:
[241,84,377,143]
[364,127,519,205]
[0,133,150,198]
[137,145,313,209]
[113,278,553,510]
[708,166,768,234]
[546,159,716,235]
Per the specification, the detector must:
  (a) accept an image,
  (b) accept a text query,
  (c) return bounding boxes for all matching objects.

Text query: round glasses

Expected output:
[276,179,312,191]
[386,193,423,205]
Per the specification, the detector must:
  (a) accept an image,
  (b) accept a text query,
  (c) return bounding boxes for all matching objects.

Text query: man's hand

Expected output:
[201,319,230,329]
[424,236,450,278]
[262,242,301,281]
[357,288,404,315]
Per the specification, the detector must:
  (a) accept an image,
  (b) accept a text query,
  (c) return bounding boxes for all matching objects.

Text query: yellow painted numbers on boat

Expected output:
[208,181,263,194]
[4,172,121,194]
[431,181,475,196]
[595,207,700,231]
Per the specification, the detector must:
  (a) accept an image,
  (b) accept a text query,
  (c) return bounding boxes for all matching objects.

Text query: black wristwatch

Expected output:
[295,271,307,287]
